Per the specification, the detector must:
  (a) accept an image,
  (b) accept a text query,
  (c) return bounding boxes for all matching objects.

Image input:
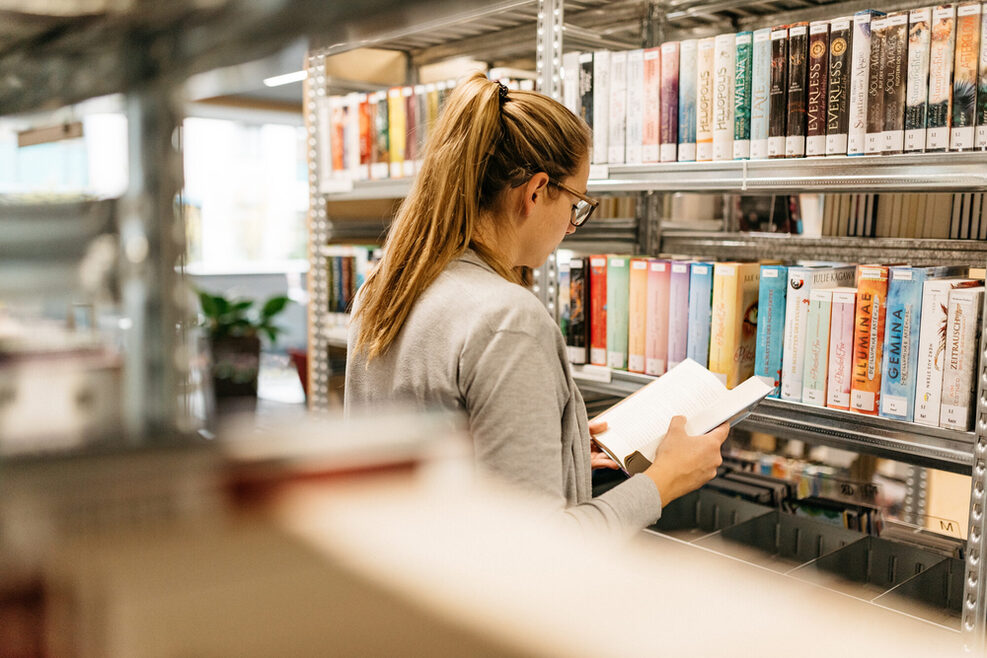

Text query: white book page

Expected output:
[684,376,773,435]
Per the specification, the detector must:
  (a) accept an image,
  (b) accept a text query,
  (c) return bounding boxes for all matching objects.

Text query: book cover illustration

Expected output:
[567,257,589,364]
[950,3,982,150]
[827,288,858,410]
[803,288,834,406]
[750,28,772,159]
[734,31,754,159]
[643,47,662,163]
[709,262,761,389]
[697,37,716,161]
[754,265,787,397]
[806,21,830,156]
[646,259,671,376]
[865,16,888,155]
[687,262,715,367]
[939,286,985,429]
[626,49,646,165]
[578,52,595,133]
[927,5,956,151]
[628,257,649,373]
[786,22,810,157]
[769,27,789,158]
[850,265,889,415]
[607,255,630,369]
[882,12,909,153]
[593,50,611,164]
[827,16,854,155]
[668,262,692,370]
[714,33,737,161]
[608,50,628,164]
[848,10,884,155]
[978,5,987,148]
[589,255,608,366]
[660,41,680,162]
[678,39,698,162]
[905,7,932,152]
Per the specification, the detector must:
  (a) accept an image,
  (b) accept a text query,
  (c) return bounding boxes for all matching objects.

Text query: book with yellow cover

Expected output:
[708,262,761,388]
[628,258,649,373]
[387,87,406,178]
[850,265,889,415]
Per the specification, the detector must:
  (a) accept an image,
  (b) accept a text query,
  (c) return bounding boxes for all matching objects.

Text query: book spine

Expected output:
[371,92,390,179]
[769,27,789,158]
[978,3,987,148]
[951,3,982,150]
[608,50,628,164]
[882,12,908,153]
[646,260,671,375]
[593,51,611,164]
[578,52,595,134]
[697,37,716,161]
[643,47,662,163]
[626,49,646,165]
[687,262,714,367]
[734,32,754,159]
[850,265,889,415]
[737,264,762,387]
[345,94,361,178]
[567,258,589,364]
[905,8,933,152]
[865,17,888,155]
[880,268,924,420]
[709,263,740,388]
[751,28,772,159]
[781,267,812,401]
[589,255,608,366]
[667,262,691,369]
[607,256,630,369]
[848,11,879,155]
[678,40,699,161]
[754,265,787,396]
[558,261,571,340]
[803,288,834,406]
[826,17,854,155]
[562,52,581,115]
[786,23,810,157]
[628,258,649,372]
[414,84,427,168]
[806,21,830,156]
[387,87,406,177]
[827,289,858,409]
[660,42,680,162]
[928,5,957,151]
[403,86,417,174]
[358,94,372,180]
[940,287,985,429]
[713,33,736,161]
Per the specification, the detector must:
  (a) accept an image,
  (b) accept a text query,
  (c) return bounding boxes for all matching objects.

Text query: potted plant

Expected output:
[197,290,291,404]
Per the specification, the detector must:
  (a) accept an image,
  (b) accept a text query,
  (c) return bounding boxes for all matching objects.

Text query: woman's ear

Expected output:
[520,173,551,217]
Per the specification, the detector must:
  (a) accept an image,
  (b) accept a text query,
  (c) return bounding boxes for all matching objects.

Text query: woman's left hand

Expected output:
[588,419,620,470]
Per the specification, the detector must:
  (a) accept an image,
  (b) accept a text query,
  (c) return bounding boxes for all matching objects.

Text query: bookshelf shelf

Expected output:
[572,367,975,473]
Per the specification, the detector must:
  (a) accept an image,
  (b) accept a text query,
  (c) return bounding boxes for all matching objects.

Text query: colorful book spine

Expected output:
[558,261,571,340]
[370,91,390,179]
[865,17,888,155]
[387,87,406,177]
[750,28,772,159]
[803,289,834,406]
[687,262,715,367]
[567,258,589,364]
[678,39,699,162]
[628,257,649,373]
[709,262,760,389]
[697,37,716,161]
[646,260,671,376]
[882,12,909,153]
[905,7,933,152]
[928,5,957,151]
[769,27,789,158]
[667,262,691,369]
[850,265,890,415]
[754,265,787,396]
[826,16,854,155]
[643,47,662,163]
[786,22,810,157]
[848,10,883,156]
[593,50,611,164]
[660,42,680,162]
[608,50,628,164]
[607,256,630,369]
[940,286,985,429]
[734,32,754,159]
[806,21,830,156]
[589,255,608,366]
[827,288,858,410]
[626,49,646,165]
[950,3,982,150]
[357,94,372,180]
[402,86,417,174]
[979,3,987,149]
[345,94,361,177]
[562,51,581,115]
[578,52,595,133]
[425,83,439,137]
[713,33,736,161]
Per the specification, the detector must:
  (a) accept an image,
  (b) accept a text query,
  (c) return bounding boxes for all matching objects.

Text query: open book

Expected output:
[591,359,774,475]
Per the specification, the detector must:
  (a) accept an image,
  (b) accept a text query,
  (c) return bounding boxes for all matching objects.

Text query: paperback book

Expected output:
[626,49,646,165]
[939,286,985,429]
[607,255,630,369]
[646,259,671,376]
[734,31,754,159]
[687,262,715,367]
[567,257,589,364]
[864,16,888,155]
[850,265,889,415]
[628,257,649,373]
[562,51,581,115]
[806,21,830,156]
[668,262,691,369]
[370,91,390,179]
[697,37,716,161]
[826,16,854,155]
[558,261,570,340]
[827,288,858,410]
[609,50,628,164]
[593,50,611,164]
[905,7,932,152]
[927,5,956,151]
[848,10,884,156]
[387,87,406,177]
[803,288,834,406]
[882,11,909,153]
[751,28,772,159]
[713,33,737,161]
[589,255,608,366]
[709,262,761,389]
[786,22,810,157]
[769,27,789,158]
[950,3,982,150]
[643,47,662,162]
[578,52,595,133]
[754,264,787,397]
[678,40,698,162]
[979,5,987,149]
[660,41,680,162]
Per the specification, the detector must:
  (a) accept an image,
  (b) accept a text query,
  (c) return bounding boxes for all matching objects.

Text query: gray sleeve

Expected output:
[461,326,662,537]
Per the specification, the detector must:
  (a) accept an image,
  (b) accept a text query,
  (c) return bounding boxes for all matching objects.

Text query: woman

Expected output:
[345,73,727,534]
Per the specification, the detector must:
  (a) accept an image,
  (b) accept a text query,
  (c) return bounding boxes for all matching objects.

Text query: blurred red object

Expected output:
[288,349,308,399]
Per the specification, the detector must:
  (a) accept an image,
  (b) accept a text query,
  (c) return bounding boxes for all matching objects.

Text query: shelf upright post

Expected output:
[963,291,987,649]
[533,0,565,315]
[118,71,185,441]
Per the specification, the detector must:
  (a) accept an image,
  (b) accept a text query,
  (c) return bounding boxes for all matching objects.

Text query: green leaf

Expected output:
[198,291,219,318]
[263,326,278,343]
[231,299,254,312]
[260,295,290,319]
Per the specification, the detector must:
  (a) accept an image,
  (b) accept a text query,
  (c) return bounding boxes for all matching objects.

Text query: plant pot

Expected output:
[210,335,261,404]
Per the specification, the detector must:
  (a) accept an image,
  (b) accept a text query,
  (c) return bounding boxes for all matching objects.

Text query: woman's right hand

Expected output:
[644,416,729,505]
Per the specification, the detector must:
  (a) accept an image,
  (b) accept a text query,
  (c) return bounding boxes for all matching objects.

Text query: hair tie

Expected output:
[497,82,510,105]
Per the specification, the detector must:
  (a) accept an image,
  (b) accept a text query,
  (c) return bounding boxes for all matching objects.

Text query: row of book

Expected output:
[562,3,987,164]
[559,257,985,431]
[817,191,987,238]
[323,246,378,322]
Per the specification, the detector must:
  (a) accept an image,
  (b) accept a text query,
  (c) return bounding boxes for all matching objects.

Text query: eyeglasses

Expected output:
[550,179,599,227]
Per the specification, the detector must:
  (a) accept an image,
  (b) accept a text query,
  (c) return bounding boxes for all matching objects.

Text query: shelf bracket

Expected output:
[963,289,987,649]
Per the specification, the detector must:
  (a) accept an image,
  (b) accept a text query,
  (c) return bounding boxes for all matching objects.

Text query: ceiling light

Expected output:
[263,70,308,87]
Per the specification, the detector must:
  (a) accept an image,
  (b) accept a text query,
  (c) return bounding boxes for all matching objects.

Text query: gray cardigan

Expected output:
[344,250,662,534]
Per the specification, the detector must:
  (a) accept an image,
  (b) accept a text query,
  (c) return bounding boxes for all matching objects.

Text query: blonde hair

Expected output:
[353,72,591,360]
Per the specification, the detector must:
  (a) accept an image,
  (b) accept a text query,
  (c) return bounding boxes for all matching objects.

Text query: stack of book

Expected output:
[323,245,378,326]
[561,257,985,431]
[562,2,987,165]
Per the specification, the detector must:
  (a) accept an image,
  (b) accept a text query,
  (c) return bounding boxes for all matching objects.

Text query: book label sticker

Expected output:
[851,389,876,411]
[883,394,908,416]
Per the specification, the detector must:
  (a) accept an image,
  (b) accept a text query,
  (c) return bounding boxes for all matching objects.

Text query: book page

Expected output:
[684,376,774,435]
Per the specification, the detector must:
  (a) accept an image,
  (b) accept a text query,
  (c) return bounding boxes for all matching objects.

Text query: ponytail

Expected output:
[353,72,590,360]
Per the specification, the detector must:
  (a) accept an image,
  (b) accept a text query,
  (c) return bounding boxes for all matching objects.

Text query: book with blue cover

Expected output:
[678,39,699,161]
[754,265,787,397]
[687,261,715,367]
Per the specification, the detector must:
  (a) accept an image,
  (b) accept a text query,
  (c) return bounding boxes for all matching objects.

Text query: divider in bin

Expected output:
[872,557,963,628]
[650,489,774,541]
